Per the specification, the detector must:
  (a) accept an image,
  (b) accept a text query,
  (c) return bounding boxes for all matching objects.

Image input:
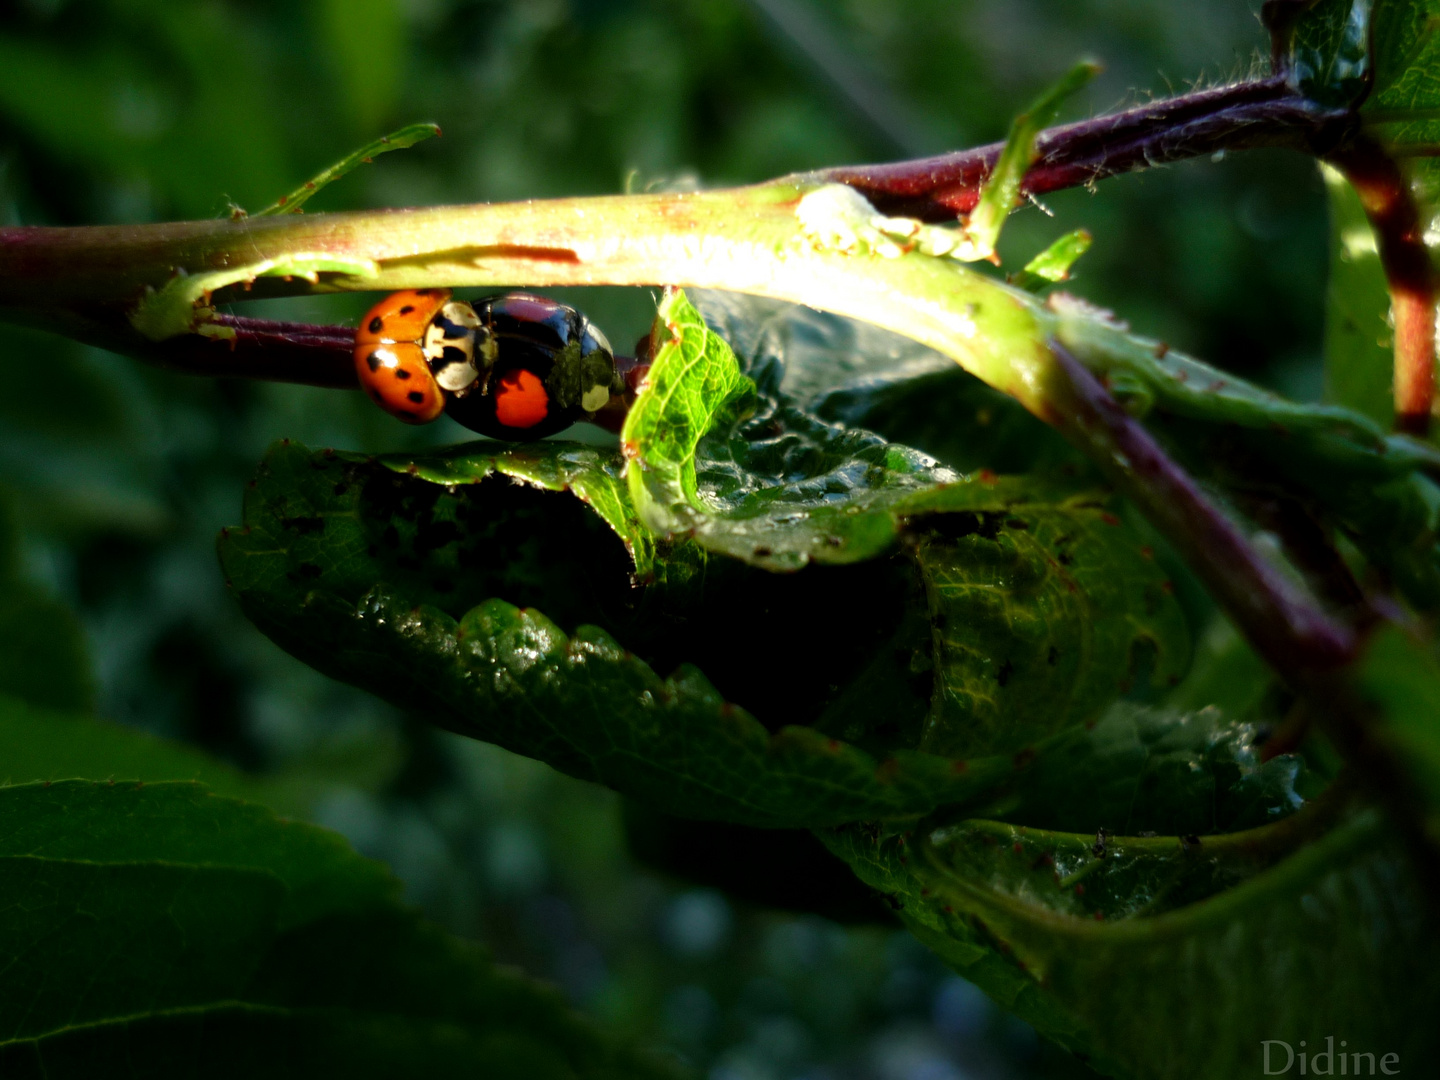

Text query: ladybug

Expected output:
[353,289,619,440]
[353,288,487,424]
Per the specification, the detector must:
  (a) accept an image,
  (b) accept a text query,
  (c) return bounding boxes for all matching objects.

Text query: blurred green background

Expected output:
[0,2,1326,1077]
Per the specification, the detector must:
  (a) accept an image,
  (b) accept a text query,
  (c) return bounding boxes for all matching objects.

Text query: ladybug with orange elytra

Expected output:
[353,288,628,439]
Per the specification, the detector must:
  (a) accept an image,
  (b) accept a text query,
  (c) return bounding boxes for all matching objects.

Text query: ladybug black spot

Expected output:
[368,316,384,333]
[366,350,383,372]
[399,304,415,315]
[407,391,425,403]
[395,368,412,380]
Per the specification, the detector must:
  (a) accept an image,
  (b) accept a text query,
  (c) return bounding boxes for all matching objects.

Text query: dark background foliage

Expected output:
[0,2,1326,1077]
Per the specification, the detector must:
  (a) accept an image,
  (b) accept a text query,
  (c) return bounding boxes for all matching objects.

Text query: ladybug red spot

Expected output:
[493,368,550,429]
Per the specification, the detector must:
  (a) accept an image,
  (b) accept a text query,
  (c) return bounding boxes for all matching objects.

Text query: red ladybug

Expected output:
[353,290,618,440]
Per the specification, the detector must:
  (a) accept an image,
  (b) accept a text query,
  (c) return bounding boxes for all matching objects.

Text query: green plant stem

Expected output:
[2,180,1435,892]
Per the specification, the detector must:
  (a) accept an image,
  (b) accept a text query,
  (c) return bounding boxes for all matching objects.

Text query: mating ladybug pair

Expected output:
[354,288,622,440]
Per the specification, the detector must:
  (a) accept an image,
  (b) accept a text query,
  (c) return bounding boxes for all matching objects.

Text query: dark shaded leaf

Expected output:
[221,286,1187,824]
[823,806,1438,1079]
[221,429,1185,822]
[689,288,1081,477]
[1289,0,1373,107]
[0,780,680,1080]
[1354,622,1440,837]
[968,702,1322,837]
[821,481,1189,760]
[221,573,1016,827]
[0,694,267,802]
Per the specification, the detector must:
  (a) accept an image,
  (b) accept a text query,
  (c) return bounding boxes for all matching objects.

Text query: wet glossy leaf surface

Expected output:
[623,288,958,572]
[967,702,1322,837]
[222,486,1015,827]
[222,289,1188,824]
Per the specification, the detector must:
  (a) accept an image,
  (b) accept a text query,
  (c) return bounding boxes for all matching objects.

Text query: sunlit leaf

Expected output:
[688,289,1081,476]
[1321,163,1394,425]
[622,289,955,572]
[1008,228,1093,292]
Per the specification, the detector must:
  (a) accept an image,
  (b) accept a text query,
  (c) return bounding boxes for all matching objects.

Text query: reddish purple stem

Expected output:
[809,76,1352,222]
[1044,341,1357,675]
[1047,341,1440,895]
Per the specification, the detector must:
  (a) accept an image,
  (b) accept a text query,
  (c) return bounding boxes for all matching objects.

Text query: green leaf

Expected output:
[223,568,1011,829]
[1163,616,1278,720]
[833,482,1190,760]
[623,286,946,571]
[1290,0,1373,108]
[0,780,679,1079]
[219,442,1015,826]
[823,806,1438,1079]
[966,63,1100,260]
[624,287,1045,572]
[1156,409,1440,612]
[1354,622,1440,837]
[254,122,440,217]
[222,283,1190,824]
[1349,2,1440,206]
[968,701,1322,836]
[0,693,282,799]
[687,289,1081,477]
[1365,0,1440,112]
[1050,296,1440,611]
[1322,163,1396,425]
[221,432,1187,824]
[1008,228,1093,292]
